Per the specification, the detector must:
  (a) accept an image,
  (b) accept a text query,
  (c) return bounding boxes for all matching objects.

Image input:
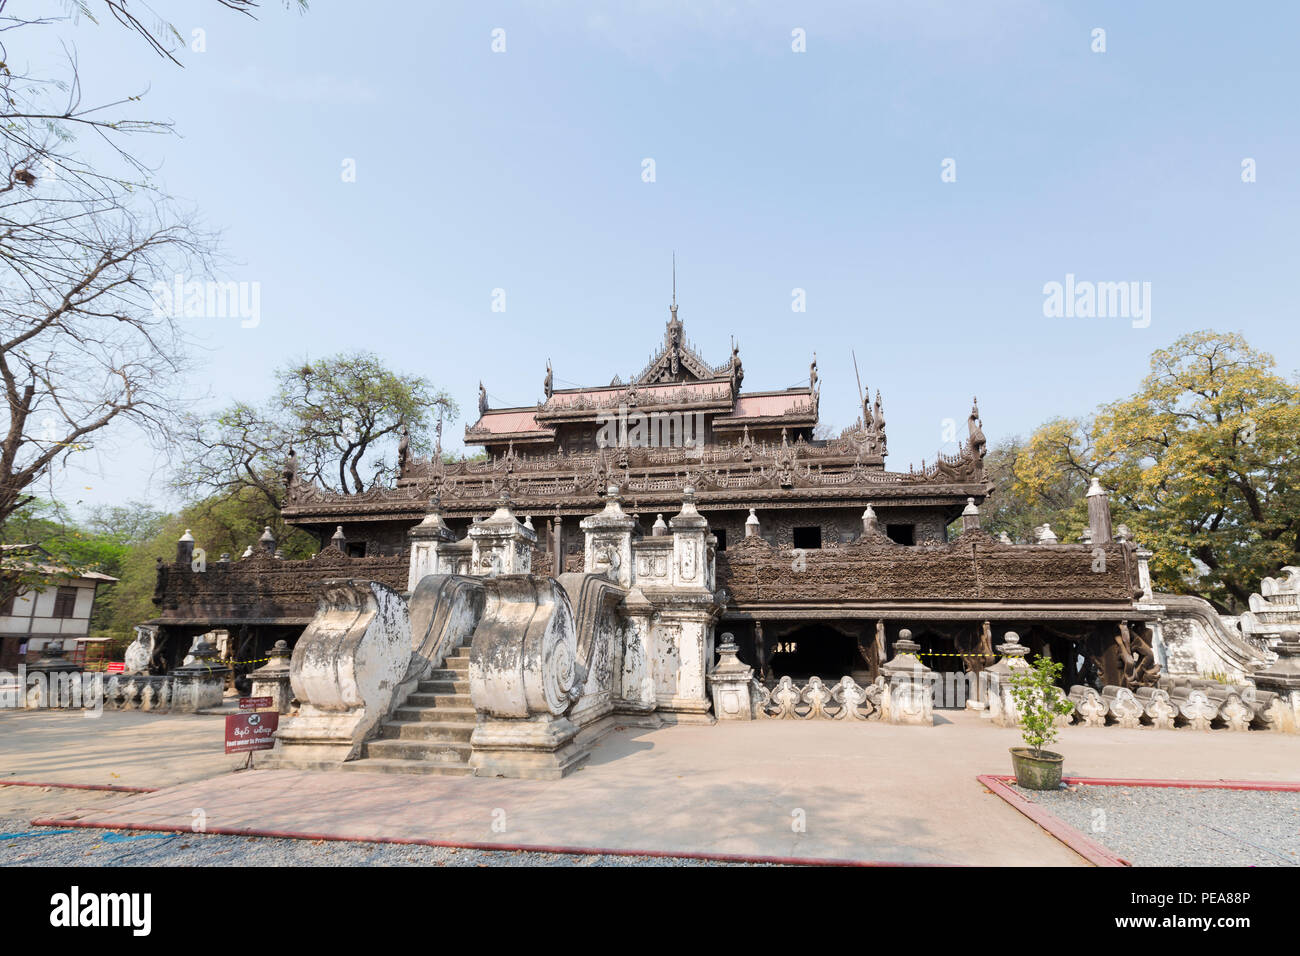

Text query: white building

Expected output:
[0,545,117,671]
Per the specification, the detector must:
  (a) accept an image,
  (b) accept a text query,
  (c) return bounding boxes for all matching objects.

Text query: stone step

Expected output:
[393,704,475,723]
[426,667,468,681]
[341,758,472,777]
[364,737,473,761]
[406,691,472,708]
[416,678,470,695]
[380,720,474,742]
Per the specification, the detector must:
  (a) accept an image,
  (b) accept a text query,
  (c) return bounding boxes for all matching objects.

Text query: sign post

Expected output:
[225,697,279,766]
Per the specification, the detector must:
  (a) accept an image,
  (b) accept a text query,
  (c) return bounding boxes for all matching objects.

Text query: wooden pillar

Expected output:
[552,515,564,574]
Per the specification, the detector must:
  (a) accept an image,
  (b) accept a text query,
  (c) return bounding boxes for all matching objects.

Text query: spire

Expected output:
[669,251,678,323]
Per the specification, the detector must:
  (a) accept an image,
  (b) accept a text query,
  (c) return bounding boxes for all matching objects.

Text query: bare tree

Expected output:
[0,2,300,600]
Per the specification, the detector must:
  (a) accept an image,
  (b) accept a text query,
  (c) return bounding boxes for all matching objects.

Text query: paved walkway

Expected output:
[5,708,1296,865]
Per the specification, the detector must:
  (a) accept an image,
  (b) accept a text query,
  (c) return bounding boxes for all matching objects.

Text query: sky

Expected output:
[18,0,1300,515]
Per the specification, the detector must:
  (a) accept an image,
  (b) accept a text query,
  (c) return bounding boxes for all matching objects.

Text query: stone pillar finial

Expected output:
[330,525,347,552]
[259,526,276,554]
[961,497,980,533]
[652,513,668,536]
[1086,476,1113,545]
[745,508,760,538]
[581,482,635,586]
[862,505,880,536]
[177,529,195,565]
[996,630,1027,658]
[1135,544,1154,601]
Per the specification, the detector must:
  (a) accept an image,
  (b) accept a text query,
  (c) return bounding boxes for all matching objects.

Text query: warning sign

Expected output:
[224,711,279,754]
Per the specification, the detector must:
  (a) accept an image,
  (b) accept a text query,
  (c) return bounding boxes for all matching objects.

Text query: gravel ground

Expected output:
[1016,784,1300,867]
[0,817,769,867]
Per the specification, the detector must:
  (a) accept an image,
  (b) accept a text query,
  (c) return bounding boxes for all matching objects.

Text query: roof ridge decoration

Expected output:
[629,282,727,385]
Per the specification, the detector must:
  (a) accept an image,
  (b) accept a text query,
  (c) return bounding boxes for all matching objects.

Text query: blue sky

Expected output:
[25,0,1300,512]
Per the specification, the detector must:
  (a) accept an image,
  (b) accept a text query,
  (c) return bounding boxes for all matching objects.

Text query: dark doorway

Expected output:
[766,624,859,681]
[792,526,822,549]
[886,524,915,545]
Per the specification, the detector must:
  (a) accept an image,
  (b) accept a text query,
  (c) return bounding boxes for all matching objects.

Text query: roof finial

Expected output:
[668,251,679,324]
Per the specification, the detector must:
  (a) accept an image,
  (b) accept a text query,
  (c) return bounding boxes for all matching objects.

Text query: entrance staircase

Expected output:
[341,646,475,776]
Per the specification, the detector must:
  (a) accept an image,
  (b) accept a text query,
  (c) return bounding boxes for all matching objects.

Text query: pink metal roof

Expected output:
[474,410,545,434]
[721,394,811,418]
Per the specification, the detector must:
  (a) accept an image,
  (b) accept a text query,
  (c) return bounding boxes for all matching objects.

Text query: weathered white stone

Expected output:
[257,580,410,768]
[707,633,754,720]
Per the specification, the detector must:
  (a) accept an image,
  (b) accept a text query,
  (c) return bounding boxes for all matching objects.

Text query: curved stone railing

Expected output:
[752,675,883,720]
[1152,592,1273,680]
[1068,678,1282,731]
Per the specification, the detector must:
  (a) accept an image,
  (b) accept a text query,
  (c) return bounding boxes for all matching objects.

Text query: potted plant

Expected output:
[1007,655,1074,790]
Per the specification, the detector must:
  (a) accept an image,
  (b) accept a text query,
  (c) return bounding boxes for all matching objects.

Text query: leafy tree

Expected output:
[278,352,457,494]
[979,435,1088,543]
[103,487,316,639]
[1010,332,1300,611]
[178,351,458,502]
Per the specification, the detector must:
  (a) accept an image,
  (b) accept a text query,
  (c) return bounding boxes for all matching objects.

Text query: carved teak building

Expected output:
[153,301,1157,696]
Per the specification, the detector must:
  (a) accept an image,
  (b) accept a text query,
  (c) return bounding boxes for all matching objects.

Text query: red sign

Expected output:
[106,663,126,673]
[224,712,279,754]
[238,696,273,712]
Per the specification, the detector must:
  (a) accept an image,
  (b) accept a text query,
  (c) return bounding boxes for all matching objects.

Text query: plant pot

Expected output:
[1010,747,1064,790]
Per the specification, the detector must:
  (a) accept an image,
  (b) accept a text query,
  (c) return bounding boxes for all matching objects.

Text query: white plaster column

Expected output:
[407,496,456,590]
[653,487,719,723]
[468,493,536,576]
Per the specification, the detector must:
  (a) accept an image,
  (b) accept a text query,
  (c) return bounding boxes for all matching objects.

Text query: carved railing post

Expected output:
[468,492,535,576]
[581,484,634,587]
[707,633,754,720]
[407,496,456,590]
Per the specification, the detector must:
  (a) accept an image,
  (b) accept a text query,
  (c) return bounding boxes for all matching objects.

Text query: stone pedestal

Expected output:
[250,640,294,714]
[581,484,635,587]
[1253,628,1300,733]
[24,641,85,709]
[407,497,457,590]
[469,715,588,780]
[616,587,660,723]
[170,639,232,713]
[984,631,1030,727]
[879,628,935,725]
[468,494,536,576]
[707,633,754,720]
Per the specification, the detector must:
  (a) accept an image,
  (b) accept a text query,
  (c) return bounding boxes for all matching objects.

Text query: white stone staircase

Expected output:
[341,646,475,776]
